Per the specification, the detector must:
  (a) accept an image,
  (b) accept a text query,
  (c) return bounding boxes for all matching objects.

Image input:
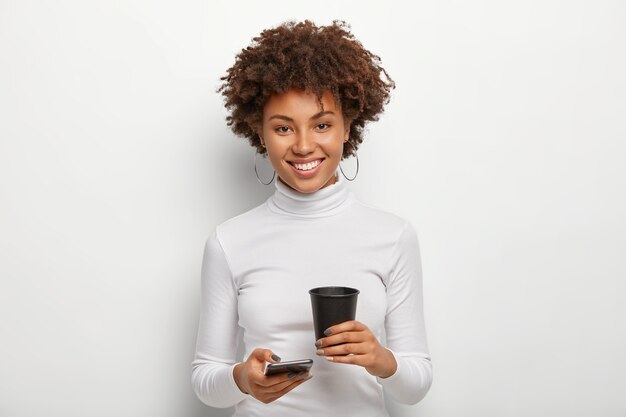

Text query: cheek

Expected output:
[264,146,289,167]
[265,149,282,165]
[319,133,345,152]
[333,139,347,157]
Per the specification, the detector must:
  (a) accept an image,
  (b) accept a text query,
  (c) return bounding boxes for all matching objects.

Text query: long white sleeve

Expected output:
[376,220,433,404]
[191,229,248,408]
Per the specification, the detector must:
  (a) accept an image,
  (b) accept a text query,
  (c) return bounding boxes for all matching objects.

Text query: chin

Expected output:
[302,177,337,193]
[291,182,320,194]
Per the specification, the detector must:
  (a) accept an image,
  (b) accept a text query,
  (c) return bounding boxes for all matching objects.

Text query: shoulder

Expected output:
[350,198,413,238]
[210,200,270,248]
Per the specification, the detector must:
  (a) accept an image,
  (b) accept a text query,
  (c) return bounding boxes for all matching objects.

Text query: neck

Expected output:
[267,170,353,218]
[277,173,338,193]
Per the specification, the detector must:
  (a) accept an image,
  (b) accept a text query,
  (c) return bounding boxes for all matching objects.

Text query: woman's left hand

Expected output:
[314,320,397,378]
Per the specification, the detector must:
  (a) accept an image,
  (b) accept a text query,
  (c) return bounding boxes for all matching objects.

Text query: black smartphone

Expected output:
[264,359,313,376]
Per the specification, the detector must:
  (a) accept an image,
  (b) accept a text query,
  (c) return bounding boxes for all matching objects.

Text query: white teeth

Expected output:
[293,160,321,171]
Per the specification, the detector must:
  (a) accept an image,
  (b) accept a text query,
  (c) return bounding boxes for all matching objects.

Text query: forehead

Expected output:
[263,88,340,117]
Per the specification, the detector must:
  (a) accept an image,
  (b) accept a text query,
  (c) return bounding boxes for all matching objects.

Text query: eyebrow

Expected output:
[267,110,335,122]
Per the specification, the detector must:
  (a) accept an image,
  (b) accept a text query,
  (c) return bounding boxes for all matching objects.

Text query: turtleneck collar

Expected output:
[266,169,354,218]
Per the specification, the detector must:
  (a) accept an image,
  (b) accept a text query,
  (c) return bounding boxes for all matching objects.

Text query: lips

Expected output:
[288,158,324,170]
[287,158,324,176]
[288,158,325,165]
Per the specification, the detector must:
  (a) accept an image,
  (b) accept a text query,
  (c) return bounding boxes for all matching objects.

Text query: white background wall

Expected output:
[1,1,624,416]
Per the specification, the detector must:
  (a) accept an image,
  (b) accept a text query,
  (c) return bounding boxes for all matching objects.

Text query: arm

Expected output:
[192,229,314,406]
[191,229,248,408]
[313,220,433,404]
[376,220,433,405]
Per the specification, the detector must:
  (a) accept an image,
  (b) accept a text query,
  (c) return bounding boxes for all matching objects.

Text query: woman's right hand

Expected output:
[233,348,312,404]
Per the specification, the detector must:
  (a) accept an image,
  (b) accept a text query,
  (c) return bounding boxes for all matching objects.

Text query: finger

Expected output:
[322,320,367,337]
[317,342,369,357]
[316,330,365,348]
[267,372,313,398]
[248,349,282,380]
[260,371,311,391]
[252,348,281,363]
[256,370,306,388]
[324,352,362,365]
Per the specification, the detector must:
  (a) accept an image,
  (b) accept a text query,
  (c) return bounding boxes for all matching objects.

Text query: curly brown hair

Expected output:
[217,19,396,159]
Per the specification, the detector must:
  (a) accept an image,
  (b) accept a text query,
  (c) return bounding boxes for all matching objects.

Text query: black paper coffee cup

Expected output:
[309,286,359,341]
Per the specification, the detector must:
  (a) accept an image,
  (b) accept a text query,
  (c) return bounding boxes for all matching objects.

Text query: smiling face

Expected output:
[258,88,350,194]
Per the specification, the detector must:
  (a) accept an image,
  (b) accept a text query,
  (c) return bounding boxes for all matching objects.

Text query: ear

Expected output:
[257,130,265,148]
[343,119,351,141]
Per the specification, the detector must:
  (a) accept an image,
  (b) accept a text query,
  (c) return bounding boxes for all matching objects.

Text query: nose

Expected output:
[292,131,316,155]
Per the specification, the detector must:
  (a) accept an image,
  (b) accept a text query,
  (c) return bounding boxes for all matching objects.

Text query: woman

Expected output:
[192,19,432,416]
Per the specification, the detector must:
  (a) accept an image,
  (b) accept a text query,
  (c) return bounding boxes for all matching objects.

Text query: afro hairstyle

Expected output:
[217,19,396,159]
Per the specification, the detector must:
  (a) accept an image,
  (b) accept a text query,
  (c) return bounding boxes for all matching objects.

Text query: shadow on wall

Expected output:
[187,138,268,416]
[209,136,277,220]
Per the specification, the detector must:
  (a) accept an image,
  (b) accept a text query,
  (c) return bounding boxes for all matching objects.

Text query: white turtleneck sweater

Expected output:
[191,170,432,416]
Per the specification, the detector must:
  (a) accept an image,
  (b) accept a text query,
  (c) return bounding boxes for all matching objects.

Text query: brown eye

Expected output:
[317,123,331,130]
[275,126,290,133]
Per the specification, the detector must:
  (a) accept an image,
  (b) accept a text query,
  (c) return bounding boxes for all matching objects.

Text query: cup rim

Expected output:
[308,286,360,297]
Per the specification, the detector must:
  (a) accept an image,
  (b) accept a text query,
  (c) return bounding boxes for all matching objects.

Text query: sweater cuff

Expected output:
[375,348,405,387]
[228,362,249,403]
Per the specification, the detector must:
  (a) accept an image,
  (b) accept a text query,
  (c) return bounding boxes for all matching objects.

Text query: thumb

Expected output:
[253,348,281,364]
